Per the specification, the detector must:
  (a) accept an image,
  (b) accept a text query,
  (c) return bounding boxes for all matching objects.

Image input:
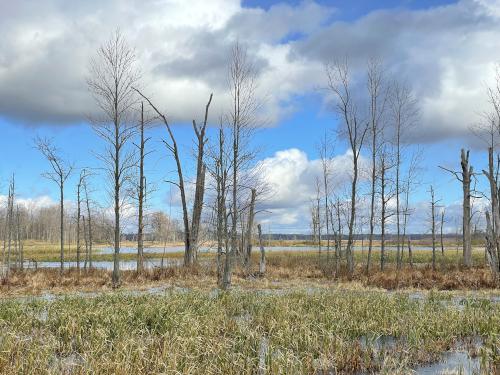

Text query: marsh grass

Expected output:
[0,248,498,296]
[0,289,497,374]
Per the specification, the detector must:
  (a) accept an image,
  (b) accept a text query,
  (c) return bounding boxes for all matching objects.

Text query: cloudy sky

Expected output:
[0,0,499,234]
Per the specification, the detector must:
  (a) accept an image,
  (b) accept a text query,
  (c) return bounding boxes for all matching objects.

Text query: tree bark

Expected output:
[257,224,266,275]
[244,188,256,271]
[137,102,145,273]
[461,149,473,267]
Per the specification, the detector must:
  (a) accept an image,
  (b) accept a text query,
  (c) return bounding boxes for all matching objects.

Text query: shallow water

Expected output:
[414,350,481,374]
[96,244,442,255]
[36,258,184,271]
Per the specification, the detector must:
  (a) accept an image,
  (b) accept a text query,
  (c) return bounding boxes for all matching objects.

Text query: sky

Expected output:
[0,0,499,234]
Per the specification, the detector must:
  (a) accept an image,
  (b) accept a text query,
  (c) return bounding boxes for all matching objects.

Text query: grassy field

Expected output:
[15,239,490,265]
[0,289,498,374]
[1,240,499,374]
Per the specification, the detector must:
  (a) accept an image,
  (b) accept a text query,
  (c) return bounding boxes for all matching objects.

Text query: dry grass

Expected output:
[0,251,499,298]
[0,288,498,374]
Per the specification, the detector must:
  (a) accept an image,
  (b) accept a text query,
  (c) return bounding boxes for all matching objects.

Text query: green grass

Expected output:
[0,289,498,374]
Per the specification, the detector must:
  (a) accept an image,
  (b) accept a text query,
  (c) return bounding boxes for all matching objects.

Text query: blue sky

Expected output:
[0,0,497,233]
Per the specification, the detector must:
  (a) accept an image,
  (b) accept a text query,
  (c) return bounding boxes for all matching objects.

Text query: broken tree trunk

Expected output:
[257,224,266,275]
[485,211,499,282]
[244,188,256,271]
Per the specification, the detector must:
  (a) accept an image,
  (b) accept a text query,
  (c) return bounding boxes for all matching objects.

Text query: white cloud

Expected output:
[5,0,500,145]
[0,194,56,210]
[255,148,362,231]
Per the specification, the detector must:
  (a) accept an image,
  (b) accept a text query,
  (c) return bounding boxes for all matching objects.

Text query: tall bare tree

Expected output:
[390,82,418,270]
[366,59,388,274]
[378,146,396,271]
[87,30,140,286]
[35,136,73,273]
[439,149,473,267]
[429,186,439,271]
[134,88,213,266]
[326,59,369,276]
[133,102,155,273]
[318,132,333,260]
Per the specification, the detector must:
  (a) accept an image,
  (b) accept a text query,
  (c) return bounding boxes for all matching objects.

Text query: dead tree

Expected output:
[314,177,322,254]
[87,30,139,286]
[440,209,445,256]
[429,186,439,271]
[378,148,396,272]
[35,137,73,273]
[76,170,86,273]
[485,211,499,281]
[326,59,369,276]
[257,223,266,274]
[390,82,418,270]
[133,102,155,273]
[16,205,23,271]
[3,177,14,278]
[366,58,387,274]
[133,89,213,267]
[244,188,256,270]
[82,174,93,269]
[209,123,231,288]
[483,147,500,281]
[318,132,333,259]
[224,42,260,287]
[439,149,473,267]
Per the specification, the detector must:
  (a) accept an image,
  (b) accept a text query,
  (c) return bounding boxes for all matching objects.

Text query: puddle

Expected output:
[414,350,480,375]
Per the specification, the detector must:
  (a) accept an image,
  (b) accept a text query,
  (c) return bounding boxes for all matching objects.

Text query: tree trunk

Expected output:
[431,186,436,272]
[346,155,358,276]
[461,149,473,267]
[76,178,81,273]
[485,211,499,282]
[137,103,145,273]
[408,236,413,268]
[258,224,266,275]
[380,158,386,272]
[244,189,256,271]
[60,182,64,274]
[113,122,120,286]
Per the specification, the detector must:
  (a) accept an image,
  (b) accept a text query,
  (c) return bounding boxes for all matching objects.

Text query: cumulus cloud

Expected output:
[291,0,500,143]
[0,0,332,125]
[254,148,365,231]
[3,0,499,144]
[0,194,56,210]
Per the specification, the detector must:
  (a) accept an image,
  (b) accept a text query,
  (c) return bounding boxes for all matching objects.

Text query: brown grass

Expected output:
[0,252,498,298]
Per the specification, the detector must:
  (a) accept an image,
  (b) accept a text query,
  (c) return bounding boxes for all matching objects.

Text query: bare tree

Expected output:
[35,136,73,273]
[83,176,93,269]
[439,149,474,267]
[3,176,14,278]
[390,81,418,270]
[207,122,231,287]
[314,177,322,255]
[326,59,369,276]
[133,102,155,273]
[483,147,500,281]
[87,30,140,286]
[244,188,256,271]
[220,42,261,288]
[318,132,333,260]
[440,209,445,256]
[366,58,387,274]
[257,223,266,274]
[76,169,89,273]
[429,186,440,271]
[133,89,213,267]
[378,145,396,272]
